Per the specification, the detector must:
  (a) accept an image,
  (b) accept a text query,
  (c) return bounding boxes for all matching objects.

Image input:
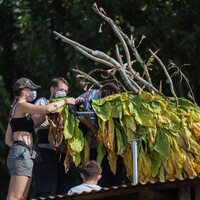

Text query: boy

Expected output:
[67,161,102,195]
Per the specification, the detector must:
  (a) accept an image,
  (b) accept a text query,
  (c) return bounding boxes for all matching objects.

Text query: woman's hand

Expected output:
[75,97,85,105]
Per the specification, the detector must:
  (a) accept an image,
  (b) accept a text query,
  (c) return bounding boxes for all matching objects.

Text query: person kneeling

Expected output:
[67,161,102,195]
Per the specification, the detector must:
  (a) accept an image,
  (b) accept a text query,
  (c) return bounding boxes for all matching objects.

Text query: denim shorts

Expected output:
[7,142,35,177]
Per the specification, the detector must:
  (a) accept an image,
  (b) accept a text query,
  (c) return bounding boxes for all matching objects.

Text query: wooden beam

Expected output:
[194,185,200,200]
[178,187,191,200]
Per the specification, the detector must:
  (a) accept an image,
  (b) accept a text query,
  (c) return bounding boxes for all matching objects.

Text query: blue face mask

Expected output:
[55,90,67,98]
[27,90,37,102]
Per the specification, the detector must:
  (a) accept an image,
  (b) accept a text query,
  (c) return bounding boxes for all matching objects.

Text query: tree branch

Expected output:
[72,68,102,88]
[54,31,114,68]
[149,49,178,105]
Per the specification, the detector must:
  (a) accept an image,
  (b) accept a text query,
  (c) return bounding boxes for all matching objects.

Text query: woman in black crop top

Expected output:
[5,77,76,200]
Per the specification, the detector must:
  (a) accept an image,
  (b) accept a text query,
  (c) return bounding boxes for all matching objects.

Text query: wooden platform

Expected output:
[32,176,200,200]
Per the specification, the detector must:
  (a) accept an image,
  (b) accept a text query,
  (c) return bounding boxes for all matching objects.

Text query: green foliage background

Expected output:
[0,0,200,198]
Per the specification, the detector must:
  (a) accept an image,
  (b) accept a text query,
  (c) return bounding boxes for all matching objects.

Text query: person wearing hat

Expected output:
[5,77,75,200]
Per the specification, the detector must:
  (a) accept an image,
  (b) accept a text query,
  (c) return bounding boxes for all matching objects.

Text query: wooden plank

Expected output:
[178,187,191,200]
[194,185,200,200]
[149,178,200,191]
[32,177,200,200]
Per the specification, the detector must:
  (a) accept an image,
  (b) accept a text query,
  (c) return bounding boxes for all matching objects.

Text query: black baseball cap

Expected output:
[13,77,41,91]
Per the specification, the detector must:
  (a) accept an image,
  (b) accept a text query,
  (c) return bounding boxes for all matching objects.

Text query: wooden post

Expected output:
[178,187,191,200]
[194,185,200,200]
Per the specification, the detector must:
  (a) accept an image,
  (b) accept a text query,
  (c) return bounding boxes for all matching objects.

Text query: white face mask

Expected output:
[27,90,37,102]
[55,90,67,98]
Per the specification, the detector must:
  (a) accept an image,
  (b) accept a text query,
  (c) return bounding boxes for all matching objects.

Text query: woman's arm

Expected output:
[32,114,47,128]
[5,123,13,147]
[18,97,76,115]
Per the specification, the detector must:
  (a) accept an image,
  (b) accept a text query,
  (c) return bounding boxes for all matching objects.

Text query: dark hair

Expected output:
[51,77,69,88]
[9,88,24,119]
[99,82,120,98]
[13,88,24,97]
[80,161,102,181]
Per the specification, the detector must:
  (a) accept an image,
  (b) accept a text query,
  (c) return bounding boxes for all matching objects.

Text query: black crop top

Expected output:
[10,115,34,133]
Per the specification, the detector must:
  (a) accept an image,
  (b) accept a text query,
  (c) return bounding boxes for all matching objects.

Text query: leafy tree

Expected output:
[0,75,10,199]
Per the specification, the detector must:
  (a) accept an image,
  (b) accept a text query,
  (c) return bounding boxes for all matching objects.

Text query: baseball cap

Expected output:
[13,77,41,91]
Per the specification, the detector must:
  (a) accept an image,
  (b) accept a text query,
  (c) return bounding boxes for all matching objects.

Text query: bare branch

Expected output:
[93,4,135,78]
[115,45,141,91]
[54,4,169,100]
[54,31,114,68]
[168,61,196,104]
[134,75,166,99]
[93,3,153,89]
[124,60,137,69]
[88,68,128,92]
[76,46,114,68]
[72,68,102,88]
[128,76,142,92]
[55,30,138,93]
[149,49,178,105]
[115,44,124,66]
[91,50,140,93]
[90,41,163,95]
[117,67,164,97]
[119,32,152,85]
[54,31,92,53]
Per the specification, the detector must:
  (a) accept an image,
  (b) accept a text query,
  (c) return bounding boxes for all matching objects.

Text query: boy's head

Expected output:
[99,82,119,98]
[80,161,102,183]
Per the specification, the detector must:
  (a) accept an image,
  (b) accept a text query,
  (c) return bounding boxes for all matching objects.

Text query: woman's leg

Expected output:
[6,175,30,200]
[23,178,32,199]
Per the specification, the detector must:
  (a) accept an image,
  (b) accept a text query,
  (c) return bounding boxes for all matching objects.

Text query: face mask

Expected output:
[27,90,37,102]
[55,90,67,98]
